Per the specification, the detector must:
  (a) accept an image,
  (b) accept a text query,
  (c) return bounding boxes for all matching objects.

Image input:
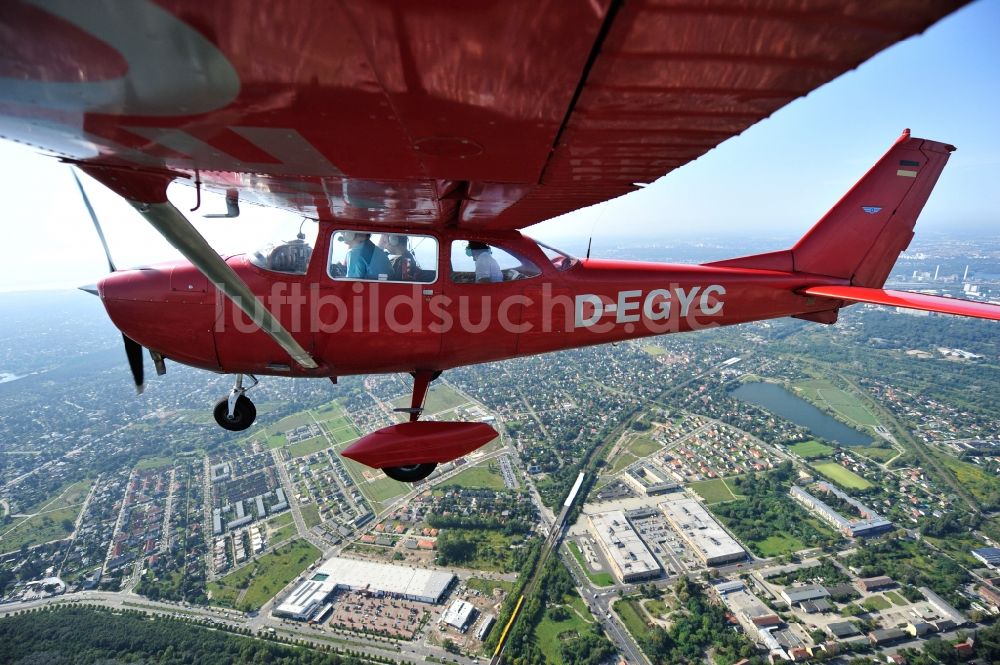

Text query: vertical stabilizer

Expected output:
[708,131,954,287]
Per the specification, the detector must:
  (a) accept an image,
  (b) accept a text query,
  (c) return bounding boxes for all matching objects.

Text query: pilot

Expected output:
[381,234,418,281]
[339,231,391,280]
[467,241,502,283]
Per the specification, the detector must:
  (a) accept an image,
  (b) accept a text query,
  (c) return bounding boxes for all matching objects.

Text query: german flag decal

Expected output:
[897,159,920,178]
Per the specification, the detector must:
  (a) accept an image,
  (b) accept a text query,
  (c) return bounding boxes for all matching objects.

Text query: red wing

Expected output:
[0,1,968,229]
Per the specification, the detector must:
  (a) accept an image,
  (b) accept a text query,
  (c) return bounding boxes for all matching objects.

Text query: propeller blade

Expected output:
[123,334,145,394]
[71,169,116,273]
[78,284,99,296]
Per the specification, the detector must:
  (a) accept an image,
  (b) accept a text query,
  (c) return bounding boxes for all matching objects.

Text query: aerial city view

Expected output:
[2,1,1000,664]
[2,236,1000,665]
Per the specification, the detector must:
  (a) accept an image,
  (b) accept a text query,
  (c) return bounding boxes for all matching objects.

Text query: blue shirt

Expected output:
[346,240,391,279]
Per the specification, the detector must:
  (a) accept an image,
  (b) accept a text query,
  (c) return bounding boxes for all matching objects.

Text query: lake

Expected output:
[730,382,872,446]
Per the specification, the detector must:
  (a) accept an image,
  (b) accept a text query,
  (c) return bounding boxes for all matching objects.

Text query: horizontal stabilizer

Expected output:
[803,286,1000,321]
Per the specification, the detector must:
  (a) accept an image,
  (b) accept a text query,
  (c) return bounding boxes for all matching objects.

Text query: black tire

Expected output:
[213,395,257,432]
[382,463,437,483]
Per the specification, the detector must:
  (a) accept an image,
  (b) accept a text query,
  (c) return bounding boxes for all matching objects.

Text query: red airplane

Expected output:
[2,1,994,482]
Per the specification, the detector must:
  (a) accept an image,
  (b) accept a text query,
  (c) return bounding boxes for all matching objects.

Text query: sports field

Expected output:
[627,436,661,458]
[811,461,873,489]
[790,440,834,459]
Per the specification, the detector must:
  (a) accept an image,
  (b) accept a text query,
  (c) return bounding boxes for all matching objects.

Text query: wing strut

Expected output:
[134,200,319,369]
[74,162,318,371]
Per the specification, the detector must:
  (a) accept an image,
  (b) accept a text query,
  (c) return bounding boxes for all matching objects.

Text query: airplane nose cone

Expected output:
[97,264,221,371]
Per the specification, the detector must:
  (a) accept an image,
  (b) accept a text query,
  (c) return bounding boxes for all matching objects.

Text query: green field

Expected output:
[135,456,174,470]
[328,424,359,445]
[208,539,320,611]
[689,477,742,504]
[628,436,662,458]
[855,446,897,462]
[790,440,834,459]
[811,461,873,489]
[21,479,92,515]
[605,451,638,477]
[862,595,892,611]
[390,385,469,416]
[536,604,592,665]
[641,344,668,356]
[755,534,806,557]
[271,412,317,433]
[613,599,652,644]
[885,591,908,606]
[794,379,879,427]
[938,454,1000,506]
[439,463,506,491]
[287,436,330,458]
[567,542,615,587]
[0,506,80,552]
[300,503,322,529]
[466,577,514,596]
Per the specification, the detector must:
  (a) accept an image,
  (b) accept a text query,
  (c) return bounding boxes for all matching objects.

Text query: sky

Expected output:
[0,0,997,291]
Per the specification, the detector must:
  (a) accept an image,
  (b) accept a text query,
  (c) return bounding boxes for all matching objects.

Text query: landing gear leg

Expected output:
[383,370,442,482]
[213,374,258,431]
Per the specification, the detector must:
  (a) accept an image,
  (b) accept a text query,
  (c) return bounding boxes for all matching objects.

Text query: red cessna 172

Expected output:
[2,1,997,482]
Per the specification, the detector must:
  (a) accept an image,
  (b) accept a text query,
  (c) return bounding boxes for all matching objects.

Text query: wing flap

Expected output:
[803,286,1000,322]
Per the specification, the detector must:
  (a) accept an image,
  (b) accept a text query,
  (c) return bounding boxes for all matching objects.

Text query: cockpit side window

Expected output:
[533,239,578,271]
[450,241,541,284]
[328,231,438,283]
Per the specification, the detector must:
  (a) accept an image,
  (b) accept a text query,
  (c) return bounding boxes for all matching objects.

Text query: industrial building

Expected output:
[476,614,496,641]
[790,483,892,538]
[920,587,967,626]
[622,462,680,496]
[659,495,746,567]
[274,557,455,621]
[441,599,476,631]
[780,585,830,606]
[587,510,661,583]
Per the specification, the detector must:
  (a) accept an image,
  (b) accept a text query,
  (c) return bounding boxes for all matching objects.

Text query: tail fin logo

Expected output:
[862,206,882,215]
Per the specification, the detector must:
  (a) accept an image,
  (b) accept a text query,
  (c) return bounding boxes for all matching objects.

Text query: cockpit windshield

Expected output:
[531,239,578,271]
[248,221,317,275]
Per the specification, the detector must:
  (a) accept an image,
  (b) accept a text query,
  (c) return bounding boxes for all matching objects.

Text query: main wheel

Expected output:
[213,395,257,432]
[382,463,437,483]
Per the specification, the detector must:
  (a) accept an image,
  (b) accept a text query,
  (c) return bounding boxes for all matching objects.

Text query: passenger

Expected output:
[381,234,418,281]
[339,231,391,279]
[467,241,502,283]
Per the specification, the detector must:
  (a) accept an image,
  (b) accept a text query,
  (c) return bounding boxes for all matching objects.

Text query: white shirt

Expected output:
[474,252,502,282]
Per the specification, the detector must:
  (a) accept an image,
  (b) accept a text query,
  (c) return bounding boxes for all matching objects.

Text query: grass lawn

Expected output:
[21,479,92,515]
[536,605,590,665]
[287,436,330,458]
[855,446,897,462]
[643,598,670,619]
[885,590,908,606]
[794,379,879,427]
[467,577,514,596]
[439,463,506,491]
[811,461,873,490]
[272,412,317,433]
[641,344,667,356]
[614,599,652,643]
[208,539,319,611]
[266,434,287,449]
[689,477,742,504]
[365,476,411,503]
[300,503,322,528]
[391,385,469,416]
[790,440,835,459]
[862,595,892,611]
[567,542,615,587]
[628,436,662,458]
[755,534,806,557]
[269,523,297,544]
[0,506,80,551]
[605,452,637,476]
[136,456,174,470]
[328,425,360,445]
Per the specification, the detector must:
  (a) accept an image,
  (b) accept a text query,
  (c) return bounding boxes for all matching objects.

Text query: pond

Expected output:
[730,381,872,446]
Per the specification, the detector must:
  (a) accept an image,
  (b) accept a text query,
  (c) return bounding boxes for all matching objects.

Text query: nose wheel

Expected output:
[213,374,258,432]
